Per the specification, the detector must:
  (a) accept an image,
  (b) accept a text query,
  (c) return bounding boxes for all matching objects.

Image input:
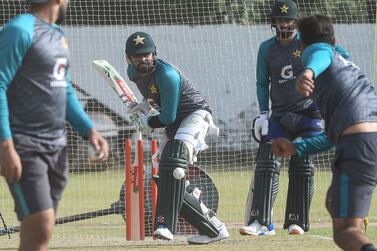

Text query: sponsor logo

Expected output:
[51,58,68,87]
[288,213,299,221]
[281,64,293,79]
[192,187,202,199]
[250,209,259,217]
[157,215,165,224]
[278,64,295,83]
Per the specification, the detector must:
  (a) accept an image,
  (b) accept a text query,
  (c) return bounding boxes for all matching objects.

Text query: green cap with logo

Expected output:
[125,32,156,56]
[271,0,299,20]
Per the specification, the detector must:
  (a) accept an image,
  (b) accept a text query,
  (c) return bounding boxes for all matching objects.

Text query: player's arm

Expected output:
[65,75,94,137]
[65,76,109,160]
[148,68,180,128]
[272,132,334,157]
[302,43,333,78]
[252,40,273,142]
[0,20,33,183]
[256,40,272,112]
[296,43,333,96]
[292,132,334,156]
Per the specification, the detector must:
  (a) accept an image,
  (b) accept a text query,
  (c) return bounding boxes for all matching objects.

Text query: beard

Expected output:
[133,58,155,73]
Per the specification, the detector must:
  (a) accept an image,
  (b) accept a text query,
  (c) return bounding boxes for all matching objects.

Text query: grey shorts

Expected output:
[330,132,377,218]
[8,134,68,220]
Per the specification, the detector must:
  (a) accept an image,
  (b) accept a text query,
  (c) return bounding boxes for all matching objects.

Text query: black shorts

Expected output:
[8,134,68,220]
[330,132,377,218]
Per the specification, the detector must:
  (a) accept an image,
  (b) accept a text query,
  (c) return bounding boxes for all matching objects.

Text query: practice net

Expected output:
[0,0,376,249]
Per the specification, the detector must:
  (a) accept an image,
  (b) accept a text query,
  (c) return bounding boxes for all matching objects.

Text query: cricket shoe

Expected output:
[288,224,304,235]
[239,220,275,236]
[153,225,173,240]
[187,216,230,244]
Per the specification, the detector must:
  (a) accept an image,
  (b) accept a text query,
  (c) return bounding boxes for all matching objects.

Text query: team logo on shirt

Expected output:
[150,84,158,94]
[51,58,68,87]
[292,49,301,58]
[279,64,294,83]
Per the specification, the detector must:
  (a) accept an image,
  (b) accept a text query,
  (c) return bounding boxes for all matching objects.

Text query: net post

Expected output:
[150,139,158,235]
[137,139,145,240]
[125,139,132,240]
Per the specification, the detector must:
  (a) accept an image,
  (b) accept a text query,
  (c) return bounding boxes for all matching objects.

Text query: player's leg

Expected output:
[8,135,68,251]
[329,133,377,250]
[240,142,280,236]
[174,110,228,243]
[18,209,55,251]
[241,119,286,236]
[282,107,321,234]
[152,170,227,244]
[174,109,219,163]
[154,139,189,240]
[181,184,229,244]
[283,154,314,234]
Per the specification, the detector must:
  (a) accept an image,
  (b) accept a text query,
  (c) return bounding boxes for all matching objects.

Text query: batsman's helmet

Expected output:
[271,0,299,21]
[26,0,49,3]
[125,31,156,56]
[270,0,299,40]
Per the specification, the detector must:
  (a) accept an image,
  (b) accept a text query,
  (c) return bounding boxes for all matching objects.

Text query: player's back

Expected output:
[314,50,377,143]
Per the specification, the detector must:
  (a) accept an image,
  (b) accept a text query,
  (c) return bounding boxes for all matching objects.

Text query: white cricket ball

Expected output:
[173,168,186,180]
[88,145,104,162]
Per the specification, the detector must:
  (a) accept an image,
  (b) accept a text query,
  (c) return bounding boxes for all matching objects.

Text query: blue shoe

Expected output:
[239,220,275,236]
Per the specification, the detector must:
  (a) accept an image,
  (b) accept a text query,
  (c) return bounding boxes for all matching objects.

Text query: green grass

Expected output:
[1,168,376,250]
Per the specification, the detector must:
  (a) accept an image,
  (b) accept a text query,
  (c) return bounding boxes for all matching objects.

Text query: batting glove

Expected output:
[128,100,150,116]
[252,111,269,143]
[129,112,153,135]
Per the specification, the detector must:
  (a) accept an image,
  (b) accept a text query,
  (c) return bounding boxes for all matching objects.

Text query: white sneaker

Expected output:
[187,217,230,244]
[288,224,304,235]
[239,220,276,236]
[154,225,173,240]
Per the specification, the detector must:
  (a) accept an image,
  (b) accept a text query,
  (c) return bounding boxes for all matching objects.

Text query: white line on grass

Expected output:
[307,234,333,240]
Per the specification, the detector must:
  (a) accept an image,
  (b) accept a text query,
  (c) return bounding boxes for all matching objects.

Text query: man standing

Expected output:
[0,1,109,250]
[272,14,377,251]
[241,0,325,236]
[124,31,229,244]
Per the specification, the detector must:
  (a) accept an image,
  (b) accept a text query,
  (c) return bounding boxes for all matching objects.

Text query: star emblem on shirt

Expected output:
[133,35,145,46]
[150,85,158,94]
[292,49,301,58]
[280,4,289,14]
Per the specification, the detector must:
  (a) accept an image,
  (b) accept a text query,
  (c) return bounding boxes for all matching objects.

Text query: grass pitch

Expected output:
[1,168,376,250]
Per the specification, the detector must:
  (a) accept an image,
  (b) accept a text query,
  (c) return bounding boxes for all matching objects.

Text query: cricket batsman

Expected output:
[124,31,229,244]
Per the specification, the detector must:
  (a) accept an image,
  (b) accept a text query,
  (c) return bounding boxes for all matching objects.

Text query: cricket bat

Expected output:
[92,60,138,105]
[93,59,144,240]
